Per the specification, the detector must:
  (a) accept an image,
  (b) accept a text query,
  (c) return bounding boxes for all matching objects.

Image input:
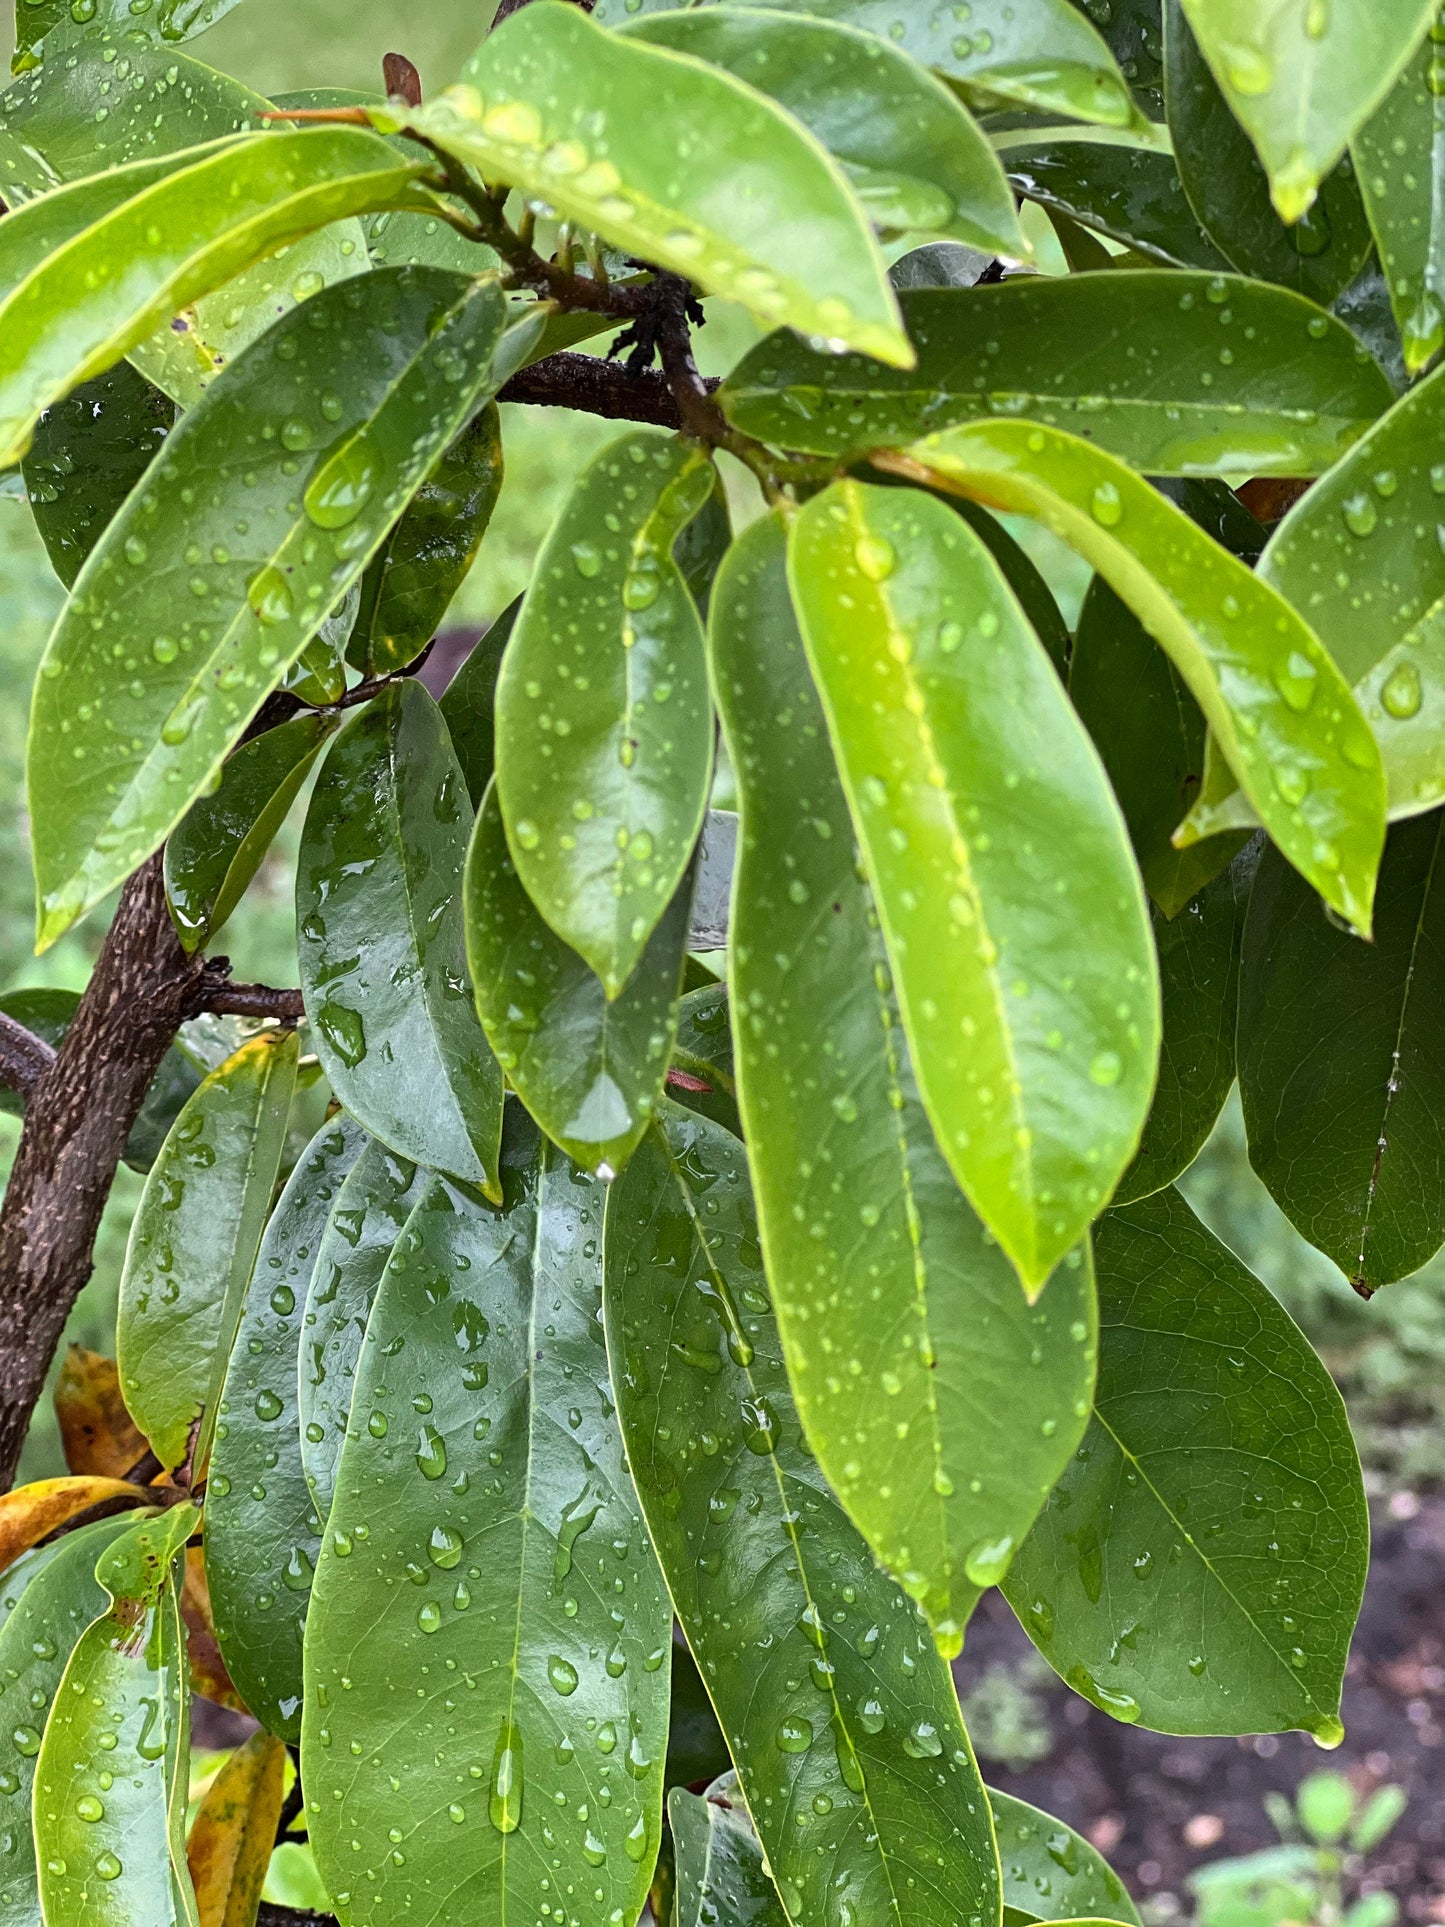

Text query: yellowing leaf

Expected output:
[187,1730,287,1927]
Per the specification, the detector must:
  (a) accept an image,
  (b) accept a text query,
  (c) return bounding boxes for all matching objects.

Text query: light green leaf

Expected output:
[28,266,529,947]
[605,1101,1004,1927]
[1176,0,1434,222]
[1238,812,1445,1290]
[788,481,1158,1289]
[669,1778,788,1927]
[495,431,715,996]
[207,1114,365,1741]
[1003,1187,1368,1740]
[890,419,1387,935]
[711,512,1097,1646]
[12,0,247,75]
[622,8,1028,256]
[388,0,908,364]
[1004,138,1233,269]
[465,780,690,1178]
[34,1505,201,1927]
[990,1788,1140,1925]
[303,1126,671,1927]
[1353,29,1445,372]
[117,1030,298,1474]
[722,274,1390,475]
[440,597,519,808]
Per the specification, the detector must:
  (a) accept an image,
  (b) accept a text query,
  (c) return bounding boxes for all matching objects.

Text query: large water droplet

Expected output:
[1381,660,1423,720]
[547,1655,579,1696]
[415,1425,447,1480]
[247,565,293,626]
[304,436,381,530]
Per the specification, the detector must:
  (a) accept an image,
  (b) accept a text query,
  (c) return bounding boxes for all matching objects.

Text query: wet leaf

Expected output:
[1353,27,1445,373]
[465,780,690,1178]
[207,1115,365,1740]
[13,0,249,77]
[440,598,519,808]
[990,1787,1140,1925]
[891,420,1387,935]
[669,1777,787,1927]
[35,1505,201,1927]
[789,481,1157,1289]
[605,1101,1003,1927]
[723,275,1389,476]
[186,1729,287,1927]
[712,512,1097,1643]
[348,403,505,678]
[55,1346,150,1479]
[1238,812,1445,1289]
[303,1125,671,1927]
[1065,0,1166,115]
[390,1,908,363]
[1003,135,1232,269]
[494,431,715,996]
[668,982,739,1138]
[27,266,529,949]
[949,499,1072,679]
[1003,1187,1368,1739]
[298,679,503,1196]
[165,715,338,954]
[622,9,1028,256]
[117,1031,299,1475]
[0,1475,148,1577]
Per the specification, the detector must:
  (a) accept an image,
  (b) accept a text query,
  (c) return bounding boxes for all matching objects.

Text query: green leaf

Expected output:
[21,360,173,588]
[0,1516,134,1927]
[949,499,1072,679]
[990,1787,1140,1926]
[34,1504,201,1927]
[1002,1187,1368,1740]
[892,419,1388,935]
[712,511,1097,1644]
[164,714,338,953]
[465,779,690,1178]
[669,1779,788,1927]
[722,274,1390,476]
[390,0,908,364]
[672,475,733,619]
[348,403,505,678]
[28,266,527,948]
[788,481,1158,1288]
[440,598,519,808]
[668,981,740,1137]
[1063,0,1165,115]
[207,1114,365,1741]
[13,0,247,75]
[621,9,1028,256]
[1175,0,1435,222]
[605,1101,1004,1927]
[664,1644,731,1793]
[1353,31,1445,372]
[297,1137,428,1523]
[298,679,502,1197]
[117,1030,298,1474]
[1238,812,1445,1289]
[495,430,716,996]
[303,1126,672,1927]
[1165,1,1376,301]
[1004,135,1233,269]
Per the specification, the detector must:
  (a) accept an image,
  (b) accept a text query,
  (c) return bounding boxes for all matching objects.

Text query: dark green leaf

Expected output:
[348,403,504,678]
[1003,1187,1368,1740]
[494,430,715,997]
[789,482,1157,1288]
[669,1779,787,1927]
[726,273,1388,475]
[465,779,690,1178]
[117,1030,297,1474]
[439,599,519,808]
[22,360,172,588]
[991,1787,1140,1925]
[605,1102,1003,1927]
[668,981,739,1137]
[664,1642,730,1794]
[207,1114,365,1741]
[303,1128,672,1927]
[1065,0,1165,115]
[1238,812,1445,1289]
[1352,31,1445,373]
[1003,134,1231,269]
[671,476,732,620]
[298,679,503,1197]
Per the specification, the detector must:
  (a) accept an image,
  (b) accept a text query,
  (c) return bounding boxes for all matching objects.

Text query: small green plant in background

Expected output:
[1189,1773,1408,1927]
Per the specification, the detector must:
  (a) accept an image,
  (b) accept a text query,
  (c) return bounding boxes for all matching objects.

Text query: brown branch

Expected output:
[257,1909,333,1927]
[197,980,306,1023]
[0,1013,56,1102]
[498,351,691,428]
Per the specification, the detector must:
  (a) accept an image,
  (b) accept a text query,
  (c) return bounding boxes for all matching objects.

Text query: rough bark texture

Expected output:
[499,349,693,427]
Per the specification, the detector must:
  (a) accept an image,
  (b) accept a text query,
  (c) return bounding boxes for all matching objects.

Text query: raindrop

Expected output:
[1089,482,1123,527]
[775,1715,813,1754]
[247,565,293,626]
[428,1525,464,1569]
[1342,492,1378,538]
[304,436,381,530]
[547,1656,579,1696]
[415,1425,447,1480]
[1381,661,1423,720]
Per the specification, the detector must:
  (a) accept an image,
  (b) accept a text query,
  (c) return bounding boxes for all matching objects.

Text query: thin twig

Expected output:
[0,1013,56,1102]
[197,981,306,1023]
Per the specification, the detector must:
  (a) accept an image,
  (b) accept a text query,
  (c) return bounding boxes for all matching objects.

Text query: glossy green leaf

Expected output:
[165,715,337,953]
[1353,27,1445,373]
[722,275,1389,476]
[117,1030,298,1474]
[465,780,690,1178]
[669,1779,787,1927]
[440,599,519,808]
[1176,0,1434,222]
[28,266,529,948]
[1064,0,1165,114]
[605,1103,1002,1927]
[990,1788,1140,1926]
[672,475,733,619]
[1002,1187,1368,1739]
[622,9,1027,256]
[34,1504,201,1927]
[668,981,739,1137]
[389,1,907,364]
[789,481,1157,1288]
[712,512,1097,1643]
[0,1516,134,1927]
[950,499,1071,679]
[1165,1,1376,302]
[298,679,503,1197]
[207,1113,365,1740]
[894,419,1387,935]
[21,360,173,588]
[297,1136,428,1523]
[1238,812,1445,1289]
[348,403,505,678]
[13,0,248,75]
[495,430,715,997]
[303,1127,671,1927]
[1004,135,1232,269]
